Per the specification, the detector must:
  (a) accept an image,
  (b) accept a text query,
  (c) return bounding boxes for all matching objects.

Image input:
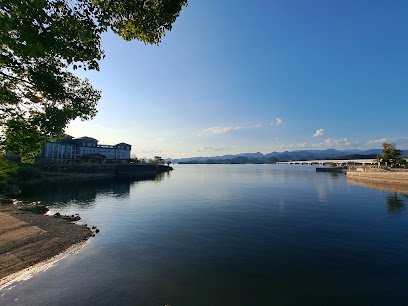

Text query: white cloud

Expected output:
[200,126,241,135]
[196,146,234,153]
[367,137,408,146]
[250,124,263,128]
[288,143,306,148]
[313,129,324,137]
[367,137,388,144]
[270,118,283,126]
[313,138,351,148]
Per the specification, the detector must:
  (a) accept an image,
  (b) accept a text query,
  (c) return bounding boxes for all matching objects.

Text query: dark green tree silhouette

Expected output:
[0,0,187,161]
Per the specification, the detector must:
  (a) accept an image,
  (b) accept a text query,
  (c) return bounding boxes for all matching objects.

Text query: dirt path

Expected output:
[0,208,92,281]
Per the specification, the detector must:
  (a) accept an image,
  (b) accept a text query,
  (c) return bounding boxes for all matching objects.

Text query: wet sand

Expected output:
[0,206,92,285]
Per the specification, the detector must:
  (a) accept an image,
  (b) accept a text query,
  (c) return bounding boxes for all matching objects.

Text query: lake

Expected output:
[2,164,408,305]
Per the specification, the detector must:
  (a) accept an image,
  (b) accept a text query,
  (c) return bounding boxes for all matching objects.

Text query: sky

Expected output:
[66,0,408,159]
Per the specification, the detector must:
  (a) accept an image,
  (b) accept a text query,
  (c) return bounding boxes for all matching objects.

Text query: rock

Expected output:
[95,229,100,233]
[54,212,61,218]
[57,214,82,222]
[23,205,49,215]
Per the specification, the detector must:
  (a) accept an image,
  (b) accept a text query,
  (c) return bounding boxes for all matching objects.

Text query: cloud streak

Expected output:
[200,126,241,135]
[200,118,284,136]
[367,137,408,145]
[200,122,266,135]
[367,138,387,144]
[196,145,234,152]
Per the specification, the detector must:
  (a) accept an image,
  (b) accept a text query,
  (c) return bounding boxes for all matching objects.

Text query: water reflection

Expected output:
[18,173,165,207]
[386,193,408,216]
[154,171,172,182]
[347,176,408,195]
[329,172,341,180]
[4,165,408,305]
[315,172,343,203]
[346,176,408,216]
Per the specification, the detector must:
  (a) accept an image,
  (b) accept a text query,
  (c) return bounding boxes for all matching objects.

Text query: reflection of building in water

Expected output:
[111,179,131,196]
[38,135,131,161]
[18,176,160,206]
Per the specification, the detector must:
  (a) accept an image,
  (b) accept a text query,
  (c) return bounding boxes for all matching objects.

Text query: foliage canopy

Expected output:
[0,0,187,161]
[377,142,403,167]
[380,143,402,161]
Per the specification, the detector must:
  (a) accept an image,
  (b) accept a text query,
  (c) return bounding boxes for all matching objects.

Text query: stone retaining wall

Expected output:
[115,164,157,175]
[347,171,408,185]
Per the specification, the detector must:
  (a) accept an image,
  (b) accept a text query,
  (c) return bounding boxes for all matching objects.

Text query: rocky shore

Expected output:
[0,201,98,285]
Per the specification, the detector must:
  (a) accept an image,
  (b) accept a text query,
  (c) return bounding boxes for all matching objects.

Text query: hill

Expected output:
[169,149,408,164]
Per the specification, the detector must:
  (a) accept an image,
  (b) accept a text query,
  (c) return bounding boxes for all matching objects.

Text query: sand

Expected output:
[0,205,93,287]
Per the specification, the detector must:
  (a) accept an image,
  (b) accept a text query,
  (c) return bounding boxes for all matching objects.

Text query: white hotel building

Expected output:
[39,136,131,160]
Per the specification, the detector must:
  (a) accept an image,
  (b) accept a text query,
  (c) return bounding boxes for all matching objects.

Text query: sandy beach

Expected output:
[0,204,93,285]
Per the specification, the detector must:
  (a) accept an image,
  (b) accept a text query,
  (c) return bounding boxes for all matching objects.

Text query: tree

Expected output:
[150,156,164,165]
[377,143,402,166]
[0,0,187,161]
[128,154,140,164]
[266,156,278,164]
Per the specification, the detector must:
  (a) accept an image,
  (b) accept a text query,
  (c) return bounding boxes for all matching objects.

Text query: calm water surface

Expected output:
[2,164,408,305]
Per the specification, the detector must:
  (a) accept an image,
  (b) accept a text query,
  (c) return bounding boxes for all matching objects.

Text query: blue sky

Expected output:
[66,0,408,158]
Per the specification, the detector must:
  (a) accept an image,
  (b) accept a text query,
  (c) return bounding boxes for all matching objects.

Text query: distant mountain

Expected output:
[168,149,408,164]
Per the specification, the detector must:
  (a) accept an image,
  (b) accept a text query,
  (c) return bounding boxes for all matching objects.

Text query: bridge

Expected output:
[276,159,377,166]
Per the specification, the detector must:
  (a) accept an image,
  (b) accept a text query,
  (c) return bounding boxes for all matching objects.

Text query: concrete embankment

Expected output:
[20,164,173,186]
[316,167,347,173]
[347,171,408,194]
[115,164,157,175]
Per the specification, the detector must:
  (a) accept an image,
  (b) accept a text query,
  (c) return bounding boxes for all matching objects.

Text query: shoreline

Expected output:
[347,171,408,194]
[7,165,174,194]
[0,203,96,286]
[0,235,93,290]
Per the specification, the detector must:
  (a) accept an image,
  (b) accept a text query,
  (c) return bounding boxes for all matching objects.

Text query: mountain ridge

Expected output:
[168,149,408,163]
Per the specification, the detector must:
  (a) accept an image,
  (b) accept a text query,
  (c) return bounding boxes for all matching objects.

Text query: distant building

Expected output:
[38,136,131,161]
